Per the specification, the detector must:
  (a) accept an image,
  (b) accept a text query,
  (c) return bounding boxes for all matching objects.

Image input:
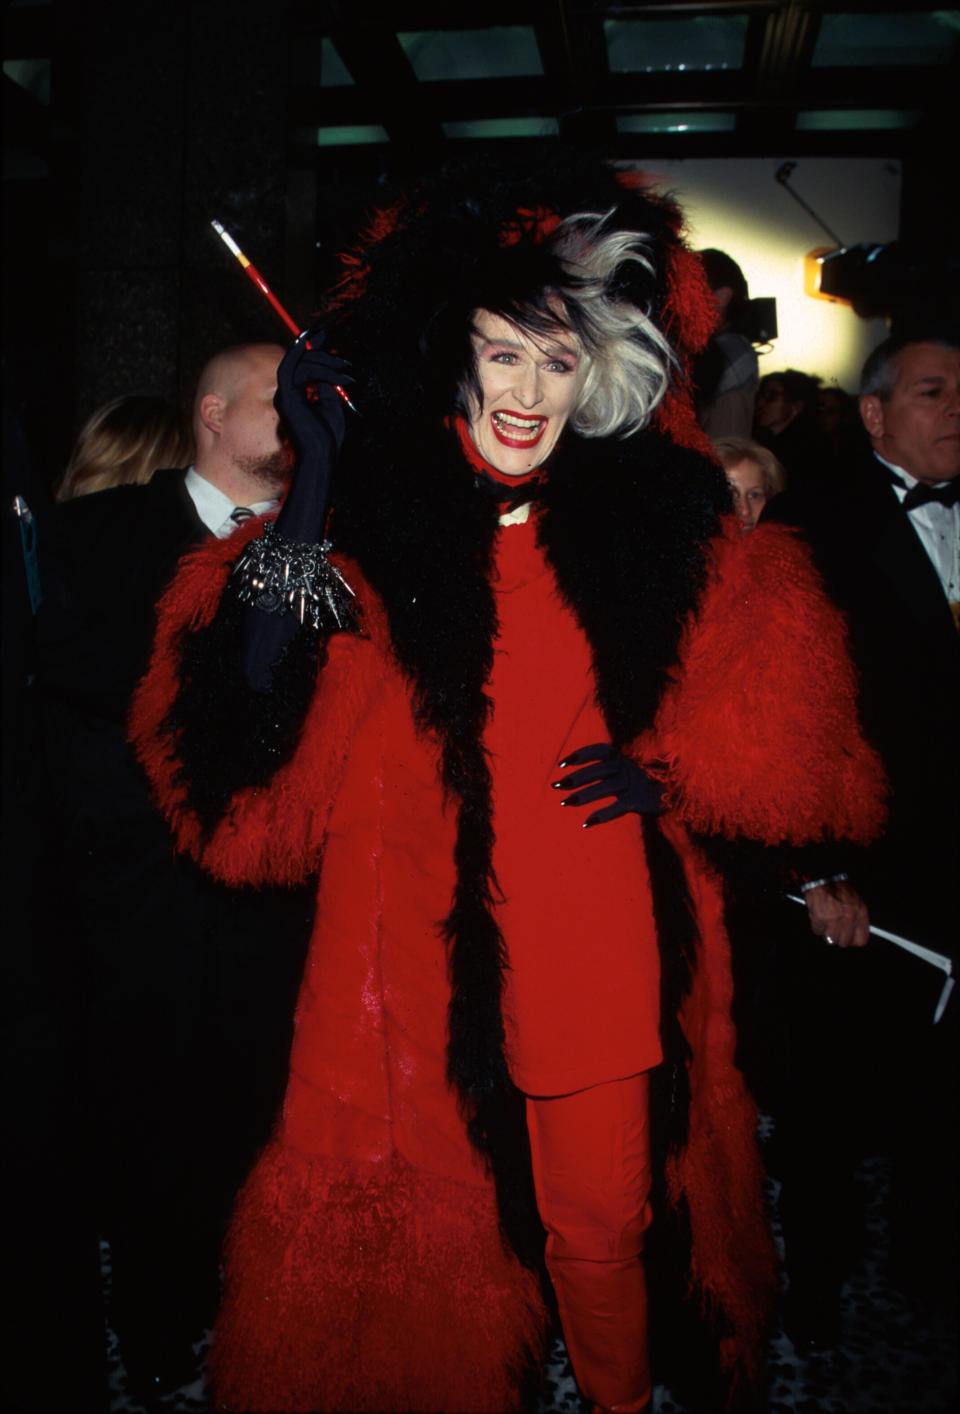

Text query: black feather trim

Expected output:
[165,591,325,836]
[642,817,697,1157]
[327,412,731,1263]
[539,428,729,748]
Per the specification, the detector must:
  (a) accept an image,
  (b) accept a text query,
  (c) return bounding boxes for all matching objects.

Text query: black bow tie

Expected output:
[901,481,960,511]
[887,470,960,511]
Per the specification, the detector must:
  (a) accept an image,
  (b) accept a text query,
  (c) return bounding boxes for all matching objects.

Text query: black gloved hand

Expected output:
[272,331,354,546]
[236,332,355,692]
[552,742,665,827]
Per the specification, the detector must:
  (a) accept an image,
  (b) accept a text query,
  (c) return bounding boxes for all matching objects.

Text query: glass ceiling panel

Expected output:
[399,27,543,81]
[605,16,748,73]
[302,124,390,148]
[443,117,561,139]
[812,11,960,67]
[319,38,354,87]
[617,111,736,134]
[796,109,920,131]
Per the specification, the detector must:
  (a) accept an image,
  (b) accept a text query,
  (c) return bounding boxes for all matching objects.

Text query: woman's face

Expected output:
[754,377,799,435]
[466,309,585,476]
[725,456,769,529]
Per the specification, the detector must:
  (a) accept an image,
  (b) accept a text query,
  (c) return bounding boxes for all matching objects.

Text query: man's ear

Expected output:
[198,392,225,435]
[859,394,884,440]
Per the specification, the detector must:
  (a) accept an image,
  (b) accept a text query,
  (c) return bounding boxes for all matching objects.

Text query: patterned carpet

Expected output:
[102,1148,957,1414]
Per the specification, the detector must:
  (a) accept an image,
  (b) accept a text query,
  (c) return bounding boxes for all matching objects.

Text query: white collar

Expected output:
[873,452,952,494]
[184,466,279,536]
[498,501,533,527]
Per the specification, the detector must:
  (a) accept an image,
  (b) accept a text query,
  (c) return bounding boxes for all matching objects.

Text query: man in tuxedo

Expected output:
[32,342,314,1402]
[769,335,958,939]
[758,334,959,1339]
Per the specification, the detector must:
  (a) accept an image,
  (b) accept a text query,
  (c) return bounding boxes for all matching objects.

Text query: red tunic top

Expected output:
[487,510,661,1095]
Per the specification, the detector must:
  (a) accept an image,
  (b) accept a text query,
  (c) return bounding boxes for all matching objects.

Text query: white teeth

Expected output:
[493,411,542,435]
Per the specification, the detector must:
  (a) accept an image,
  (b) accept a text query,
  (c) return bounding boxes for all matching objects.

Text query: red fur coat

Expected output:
[130,511,885,1411]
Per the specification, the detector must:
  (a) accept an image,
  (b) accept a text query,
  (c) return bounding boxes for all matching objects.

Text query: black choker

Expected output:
[473,469,543,511]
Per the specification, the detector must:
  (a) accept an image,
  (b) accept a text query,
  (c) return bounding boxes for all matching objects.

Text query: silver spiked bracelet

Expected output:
[229,521,357,632]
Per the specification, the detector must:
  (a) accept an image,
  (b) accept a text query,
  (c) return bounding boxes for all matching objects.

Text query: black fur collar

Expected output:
[332,421,728,1244]
[333,418,729,753]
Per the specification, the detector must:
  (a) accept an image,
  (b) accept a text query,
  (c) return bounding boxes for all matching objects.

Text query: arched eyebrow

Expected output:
[470,325,580,363]
[470,326,524,351]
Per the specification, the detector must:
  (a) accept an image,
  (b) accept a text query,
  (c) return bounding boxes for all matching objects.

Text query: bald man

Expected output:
[187,341,290,526]
[31,343,312,1403]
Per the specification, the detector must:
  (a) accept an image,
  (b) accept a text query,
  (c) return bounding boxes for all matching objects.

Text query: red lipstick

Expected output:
[490,410,547,449]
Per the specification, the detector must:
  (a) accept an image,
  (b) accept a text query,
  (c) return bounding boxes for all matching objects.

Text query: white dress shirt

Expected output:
[874,453,960,609]
[184,467,280,539]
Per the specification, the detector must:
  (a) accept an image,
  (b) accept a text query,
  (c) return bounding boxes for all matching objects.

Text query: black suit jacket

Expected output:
[32,468,311,1221]
[763,451,960,954]
[35,467,206,723]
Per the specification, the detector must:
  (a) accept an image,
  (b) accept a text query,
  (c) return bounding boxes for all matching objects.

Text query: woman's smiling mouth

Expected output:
[491,410,547,448]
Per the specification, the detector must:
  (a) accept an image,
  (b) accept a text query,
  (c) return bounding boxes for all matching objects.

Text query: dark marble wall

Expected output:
[6,0,296,484]
[67,0,289,411]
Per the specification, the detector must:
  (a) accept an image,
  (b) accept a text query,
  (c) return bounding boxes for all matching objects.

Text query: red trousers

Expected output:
[526,1072,652,1411]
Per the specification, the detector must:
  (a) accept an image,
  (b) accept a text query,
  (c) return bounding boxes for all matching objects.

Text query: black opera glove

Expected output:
[552,743,666,828]
[272,331,354,545]
[231,332,357,692]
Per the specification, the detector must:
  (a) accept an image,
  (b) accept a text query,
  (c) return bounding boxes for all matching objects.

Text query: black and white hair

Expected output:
[552,212,677,437]
[454,210,677,440]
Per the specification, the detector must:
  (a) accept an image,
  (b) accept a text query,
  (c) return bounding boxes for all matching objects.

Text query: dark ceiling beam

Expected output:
[611,124,919,161]
[755,2,818,95]
[291,61,945,126]
[533,0,619,144]
[316,0,445,149]
[534,0,594,102]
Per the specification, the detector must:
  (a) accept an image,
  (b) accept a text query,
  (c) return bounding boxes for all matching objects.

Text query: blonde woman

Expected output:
[55,394,193,501]
[714,434,787,529]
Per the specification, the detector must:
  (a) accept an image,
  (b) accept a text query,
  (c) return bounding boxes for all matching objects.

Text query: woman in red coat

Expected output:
[132,161,884,1413]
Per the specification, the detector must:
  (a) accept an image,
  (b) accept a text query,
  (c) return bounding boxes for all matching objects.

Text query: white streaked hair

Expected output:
[549,211,678,438]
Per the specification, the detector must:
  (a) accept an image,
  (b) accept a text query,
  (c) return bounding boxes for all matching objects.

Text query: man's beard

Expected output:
[235,448,292,497]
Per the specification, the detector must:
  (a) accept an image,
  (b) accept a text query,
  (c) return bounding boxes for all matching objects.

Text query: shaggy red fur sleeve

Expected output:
[639,520,887,846]
[129,523,388,887]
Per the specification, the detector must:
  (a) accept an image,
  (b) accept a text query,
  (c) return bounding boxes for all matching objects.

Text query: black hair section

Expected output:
[422,241,587,426]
